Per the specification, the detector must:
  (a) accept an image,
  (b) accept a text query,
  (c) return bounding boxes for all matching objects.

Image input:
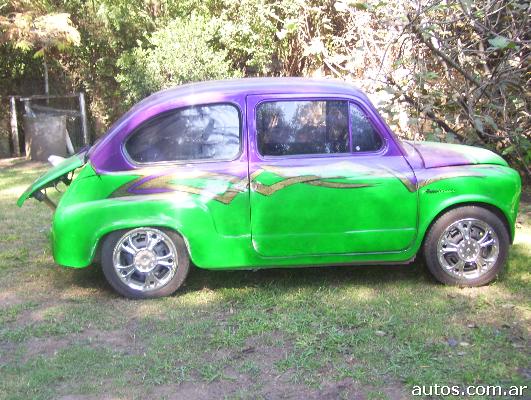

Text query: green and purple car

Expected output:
[18,78,521,298]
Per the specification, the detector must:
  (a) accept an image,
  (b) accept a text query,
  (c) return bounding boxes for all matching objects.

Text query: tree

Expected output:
[0,12,80,95]
[258,0,530,178]
[116,14,241,104]
[401,0,530,178]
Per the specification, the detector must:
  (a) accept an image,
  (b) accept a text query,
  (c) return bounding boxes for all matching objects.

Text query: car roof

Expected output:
[138,77,368,108]
[88,78,378,172]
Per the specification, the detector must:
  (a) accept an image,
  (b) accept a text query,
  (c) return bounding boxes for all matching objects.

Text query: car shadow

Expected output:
[181,260,434,293]
[66,240,528,297]
[64,259,433,297]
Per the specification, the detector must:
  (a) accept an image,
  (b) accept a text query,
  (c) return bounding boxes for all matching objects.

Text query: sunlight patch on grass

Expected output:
[58,286,108,301]
[335,286,378,302]
[0,185,32,197]
[180,287,223,306]
[514,229,531,246]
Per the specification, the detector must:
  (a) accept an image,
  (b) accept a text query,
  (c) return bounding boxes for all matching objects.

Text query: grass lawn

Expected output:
[0,158,529,400]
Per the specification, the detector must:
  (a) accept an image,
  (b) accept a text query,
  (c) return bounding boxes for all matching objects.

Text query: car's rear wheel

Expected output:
[101,227,190,299]
[423,206,509,286]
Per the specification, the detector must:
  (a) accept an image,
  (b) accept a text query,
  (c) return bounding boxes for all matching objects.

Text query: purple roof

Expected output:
[88,78,401,172]
[132,77,369,103]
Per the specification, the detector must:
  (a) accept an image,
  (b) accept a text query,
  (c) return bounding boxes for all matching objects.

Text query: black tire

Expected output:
[101,228,190,299]
[423,206,509,287]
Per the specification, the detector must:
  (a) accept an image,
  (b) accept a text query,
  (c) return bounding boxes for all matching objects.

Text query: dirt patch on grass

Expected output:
[21,328,143,362]
[184,331,410,400]
[237,331,289,362]
[58,395,129,400]
[78,328,142,354]
[149,380,316,400]
[0,291,26,308]
[23,336,71,360]
[10,299,65,325]
[149,378,409,399]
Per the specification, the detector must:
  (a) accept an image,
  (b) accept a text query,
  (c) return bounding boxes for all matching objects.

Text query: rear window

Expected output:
[125,104,241,163]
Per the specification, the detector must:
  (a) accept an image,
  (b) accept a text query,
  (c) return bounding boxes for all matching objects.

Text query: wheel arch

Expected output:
[91,224,193,267]
[420,201,512,249]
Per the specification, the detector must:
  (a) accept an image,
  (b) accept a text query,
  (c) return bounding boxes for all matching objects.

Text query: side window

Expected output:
[257,100,349,156]
[125,104,240,163]
[350,103,382,152]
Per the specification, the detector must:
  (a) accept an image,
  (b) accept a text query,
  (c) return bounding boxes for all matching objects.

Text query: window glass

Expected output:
[349,103,382,152]
[125,104,240,163]
[257,100,349,156]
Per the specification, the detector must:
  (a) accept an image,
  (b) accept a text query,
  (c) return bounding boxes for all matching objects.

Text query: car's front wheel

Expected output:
[101,227,190,299]
[423,206,509,287]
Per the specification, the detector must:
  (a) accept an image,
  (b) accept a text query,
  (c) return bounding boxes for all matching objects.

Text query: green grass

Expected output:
[0,158,529,399]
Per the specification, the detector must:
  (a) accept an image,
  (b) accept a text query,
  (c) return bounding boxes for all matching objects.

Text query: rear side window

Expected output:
[125,104,240,163]
[350,103,382,152]
[257,100,349,156]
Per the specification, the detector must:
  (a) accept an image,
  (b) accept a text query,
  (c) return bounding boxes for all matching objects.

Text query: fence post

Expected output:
[10,96,20,157]
[79,92,89,146]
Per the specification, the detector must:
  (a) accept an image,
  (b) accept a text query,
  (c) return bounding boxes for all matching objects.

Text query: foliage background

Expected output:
[0,0,529,178]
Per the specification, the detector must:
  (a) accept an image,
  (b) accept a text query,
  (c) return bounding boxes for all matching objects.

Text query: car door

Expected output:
[246,94,418,257]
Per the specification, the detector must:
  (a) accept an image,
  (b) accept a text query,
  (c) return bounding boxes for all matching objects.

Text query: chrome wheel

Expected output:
[112,228,178,292]
[437,218,499,280]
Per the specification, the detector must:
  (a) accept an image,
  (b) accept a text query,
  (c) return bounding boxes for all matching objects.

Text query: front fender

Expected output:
[415,165,521,247]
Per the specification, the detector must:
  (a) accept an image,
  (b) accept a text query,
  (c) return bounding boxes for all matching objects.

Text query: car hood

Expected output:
[405,141,508,169]
[17,152,87,207]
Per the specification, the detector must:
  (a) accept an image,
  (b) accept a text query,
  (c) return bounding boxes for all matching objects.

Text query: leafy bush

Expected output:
[116,14,241,104]
[215,0,279,76]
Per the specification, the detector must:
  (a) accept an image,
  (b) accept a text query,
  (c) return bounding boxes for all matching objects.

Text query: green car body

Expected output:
[17,79,521,296]
[29,155,517,270]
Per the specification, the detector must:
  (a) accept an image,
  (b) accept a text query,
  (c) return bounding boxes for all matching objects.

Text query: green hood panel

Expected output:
[17,153,86,207]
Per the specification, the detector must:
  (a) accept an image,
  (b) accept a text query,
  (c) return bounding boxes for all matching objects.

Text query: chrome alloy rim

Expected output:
[112,228,177,291]
[437,218,499,280]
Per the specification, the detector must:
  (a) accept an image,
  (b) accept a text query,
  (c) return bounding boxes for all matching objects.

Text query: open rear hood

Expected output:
[17,152,86,207]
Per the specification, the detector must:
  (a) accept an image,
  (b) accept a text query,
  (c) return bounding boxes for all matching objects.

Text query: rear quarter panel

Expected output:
[52,164,252,268]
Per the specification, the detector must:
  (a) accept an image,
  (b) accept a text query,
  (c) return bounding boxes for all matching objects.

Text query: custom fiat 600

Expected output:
[18,79,521,298]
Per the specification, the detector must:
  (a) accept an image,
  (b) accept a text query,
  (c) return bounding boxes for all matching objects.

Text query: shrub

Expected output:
[116,14,241,104]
